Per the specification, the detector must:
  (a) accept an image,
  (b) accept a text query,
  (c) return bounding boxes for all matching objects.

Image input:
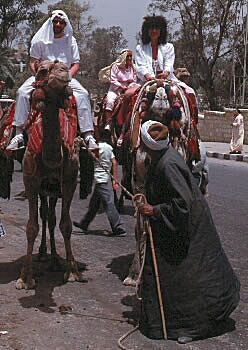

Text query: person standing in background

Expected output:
[230,109,244,154]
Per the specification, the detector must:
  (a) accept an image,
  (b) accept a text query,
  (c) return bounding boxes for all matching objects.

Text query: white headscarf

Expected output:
[98,49,136,82]
[31,10,73,46]
[141,120,169,151]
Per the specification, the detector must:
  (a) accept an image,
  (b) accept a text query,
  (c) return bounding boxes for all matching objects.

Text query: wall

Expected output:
[197,109,248,144]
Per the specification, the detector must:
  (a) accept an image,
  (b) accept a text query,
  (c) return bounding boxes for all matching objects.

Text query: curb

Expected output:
[206,151,248,162]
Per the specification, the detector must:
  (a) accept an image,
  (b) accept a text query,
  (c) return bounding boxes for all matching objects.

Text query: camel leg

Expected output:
[118,190,125,211]
[113,189,124,213]
[113,189,119,210]
[123,222,141,287]
[38,195,48,261]
[16,194,39,290]
[59,191,83,283]
[48,196,63,270]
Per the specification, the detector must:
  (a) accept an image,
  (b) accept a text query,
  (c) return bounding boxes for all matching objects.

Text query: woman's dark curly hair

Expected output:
[141,15,168,45]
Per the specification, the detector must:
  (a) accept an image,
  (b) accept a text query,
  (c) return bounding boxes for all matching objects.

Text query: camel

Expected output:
[15,60,83,289]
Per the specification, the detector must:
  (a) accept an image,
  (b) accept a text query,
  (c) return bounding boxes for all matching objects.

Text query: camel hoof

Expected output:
[64,271,84,283]
[16,278,35,290]
[16,278,25,290]
[123,277,137,287]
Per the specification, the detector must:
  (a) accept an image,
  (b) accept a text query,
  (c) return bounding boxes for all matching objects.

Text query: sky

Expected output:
[42,0,152,52]
[88,0,152,51]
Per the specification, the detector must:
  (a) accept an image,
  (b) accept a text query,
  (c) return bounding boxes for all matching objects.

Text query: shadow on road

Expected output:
[118,204,135,216]
[0,254,87,314]
[106,253,134,281]
[72,229,106,236]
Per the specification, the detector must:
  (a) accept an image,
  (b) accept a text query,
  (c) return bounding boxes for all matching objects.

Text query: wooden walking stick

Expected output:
[144,215,168,340]
[135,193,168,340]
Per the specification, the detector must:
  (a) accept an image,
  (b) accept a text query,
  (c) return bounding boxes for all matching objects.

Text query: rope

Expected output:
[118,324,140,350]
[176,84,191,135]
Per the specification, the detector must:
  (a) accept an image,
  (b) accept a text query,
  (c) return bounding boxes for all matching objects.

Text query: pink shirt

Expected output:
[109,64,137,92]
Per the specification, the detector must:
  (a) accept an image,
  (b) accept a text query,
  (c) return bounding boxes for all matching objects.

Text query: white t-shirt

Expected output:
[94,142,115,184]
[30,36,80,67]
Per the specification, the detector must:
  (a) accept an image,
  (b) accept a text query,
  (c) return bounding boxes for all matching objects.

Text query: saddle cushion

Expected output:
[25,95,77,155]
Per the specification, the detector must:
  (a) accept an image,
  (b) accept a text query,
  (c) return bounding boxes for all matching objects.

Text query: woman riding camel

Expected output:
[135,15,196,96]
[100,49,140,141]
[135,14,199,134]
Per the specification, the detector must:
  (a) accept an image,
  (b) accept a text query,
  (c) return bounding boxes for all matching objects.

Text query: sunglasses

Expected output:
[52,19,66,25]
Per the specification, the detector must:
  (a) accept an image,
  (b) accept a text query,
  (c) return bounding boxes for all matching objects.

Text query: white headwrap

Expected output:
[141,120,169,151]
[98,49,136,82]
[31,10,73,46]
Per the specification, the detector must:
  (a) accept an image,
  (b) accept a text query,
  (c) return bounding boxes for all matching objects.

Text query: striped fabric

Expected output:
[0,102,16,150]
[26,96,77,156]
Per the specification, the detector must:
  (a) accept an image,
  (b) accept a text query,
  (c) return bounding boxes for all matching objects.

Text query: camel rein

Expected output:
[77,137,168,350]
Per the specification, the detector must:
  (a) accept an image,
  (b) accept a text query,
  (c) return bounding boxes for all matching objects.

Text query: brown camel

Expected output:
[15,67,83,289]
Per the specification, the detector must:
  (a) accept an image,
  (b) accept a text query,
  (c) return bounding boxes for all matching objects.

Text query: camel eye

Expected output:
[40,69,48,76]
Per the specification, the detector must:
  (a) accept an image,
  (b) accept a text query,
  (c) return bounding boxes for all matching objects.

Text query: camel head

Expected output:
[149,86,170,120]
[174,67,191,82]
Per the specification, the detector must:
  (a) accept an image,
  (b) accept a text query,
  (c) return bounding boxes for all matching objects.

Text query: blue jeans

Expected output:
[82,183,125,233]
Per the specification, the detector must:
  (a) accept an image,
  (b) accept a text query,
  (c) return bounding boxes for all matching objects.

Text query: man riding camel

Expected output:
[7,9,98,151]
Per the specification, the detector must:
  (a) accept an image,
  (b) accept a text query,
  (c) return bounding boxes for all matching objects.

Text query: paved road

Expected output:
[204,142,248,162]
[0,158,247,350]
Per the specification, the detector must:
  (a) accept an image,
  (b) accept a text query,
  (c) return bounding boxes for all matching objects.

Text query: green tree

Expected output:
[80,26,128,96]
[0,0,44,47]
[0,0,45,90]
[148,0,245,110]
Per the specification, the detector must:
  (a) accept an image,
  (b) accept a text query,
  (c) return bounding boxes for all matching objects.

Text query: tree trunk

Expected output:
[198,61,218,111]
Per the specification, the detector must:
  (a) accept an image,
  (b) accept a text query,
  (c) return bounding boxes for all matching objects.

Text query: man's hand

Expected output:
[144,73,154,81]
[69,63,80,77]
[29,57,40,76]
[121,86,128,93]
[112,181,119,191]
[156,71,169,80]
[137,203,153,216]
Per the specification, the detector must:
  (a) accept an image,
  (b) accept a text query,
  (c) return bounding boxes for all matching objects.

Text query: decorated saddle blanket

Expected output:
[0,96,77,156]
[25,95,77,155]
[115,80,200,161]
[0,102,16,151]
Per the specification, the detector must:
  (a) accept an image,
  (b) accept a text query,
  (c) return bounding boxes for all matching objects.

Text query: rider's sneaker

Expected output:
[6,133,25,151]
[87,136,99,151]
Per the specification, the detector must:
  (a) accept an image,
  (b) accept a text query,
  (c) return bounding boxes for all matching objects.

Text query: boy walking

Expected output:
[73,132,126,237]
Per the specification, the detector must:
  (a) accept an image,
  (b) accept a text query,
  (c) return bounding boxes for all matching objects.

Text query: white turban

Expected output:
[31,10,73,46]
[141,120,169,151]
